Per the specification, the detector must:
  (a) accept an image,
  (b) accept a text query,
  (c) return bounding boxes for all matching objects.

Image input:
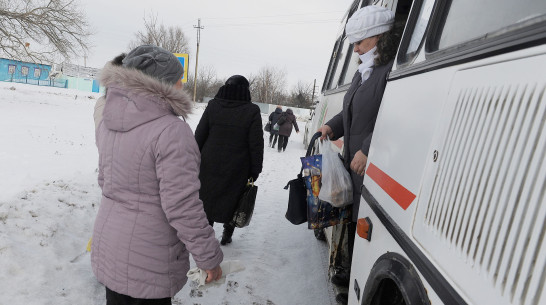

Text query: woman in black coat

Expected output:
[268,105,283,148]
[195,75,264,245]
[277,108,299,152]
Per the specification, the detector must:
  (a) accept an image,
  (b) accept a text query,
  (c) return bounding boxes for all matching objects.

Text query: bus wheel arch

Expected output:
[360,252,430,305]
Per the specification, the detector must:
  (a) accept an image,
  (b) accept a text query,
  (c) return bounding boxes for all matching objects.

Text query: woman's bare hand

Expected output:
[205,265,222,283]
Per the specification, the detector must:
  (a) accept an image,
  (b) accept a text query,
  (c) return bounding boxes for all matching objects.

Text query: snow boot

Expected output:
[335,292,348,305]
[220,224,234,245]
[331,269,350,287]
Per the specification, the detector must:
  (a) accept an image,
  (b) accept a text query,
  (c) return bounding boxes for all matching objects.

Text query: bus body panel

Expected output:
[357,41,546,305]
[304,0,545,304]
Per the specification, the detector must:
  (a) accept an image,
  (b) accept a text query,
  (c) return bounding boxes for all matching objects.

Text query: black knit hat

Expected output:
[215,75,251,101]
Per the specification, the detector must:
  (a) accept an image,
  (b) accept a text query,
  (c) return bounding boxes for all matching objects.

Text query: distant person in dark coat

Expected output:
[277,108,299,152]
[268,105,283,148]
[195,75,264,245]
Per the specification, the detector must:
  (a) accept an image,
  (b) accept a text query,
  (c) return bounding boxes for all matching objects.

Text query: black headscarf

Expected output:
[215,75,251,101]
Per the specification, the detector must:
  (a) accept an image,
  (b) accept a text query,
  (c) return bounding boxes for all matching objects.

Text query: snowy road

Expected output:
[0,82,335,305]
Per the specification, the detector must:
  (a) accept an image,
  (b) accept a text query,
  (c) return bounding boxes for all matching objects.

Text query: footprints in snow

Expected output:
[186,280,276,305]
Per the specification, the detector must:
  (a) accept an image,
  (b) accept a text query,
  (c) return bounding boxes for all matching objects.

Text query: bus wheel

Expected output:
[361,253,430,305]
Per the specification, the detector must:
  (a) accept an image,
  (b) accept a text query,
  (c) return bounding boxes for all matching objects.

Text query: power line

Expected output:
[204,11,345,20]
[205,19,340,28]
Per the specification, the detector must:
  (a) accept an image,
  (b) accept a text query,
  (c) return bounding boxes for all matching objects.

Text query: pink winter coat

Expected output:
[91,63,223,298]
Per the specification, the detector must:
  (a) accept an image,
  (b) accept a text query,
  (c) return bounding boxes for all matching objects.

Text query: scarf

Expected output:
[358,46,377,84]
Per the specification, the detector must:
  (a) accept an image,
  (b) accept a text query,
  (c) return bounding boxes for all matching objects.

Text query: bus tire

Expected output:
[360,252,430,305]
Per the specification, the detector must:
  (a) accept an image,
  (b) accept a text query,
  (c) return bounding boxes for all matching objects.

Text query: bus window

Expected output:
[435,0,546,50]
[329,37,349,89]
[407,0,434,57]
[340,46,360,85]
[395,0,434,66]
[323,39,341,91]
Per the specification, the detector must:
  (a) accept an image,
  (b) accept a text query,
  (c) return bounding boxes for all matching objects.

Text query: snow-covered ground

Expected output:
[0,82,335,305]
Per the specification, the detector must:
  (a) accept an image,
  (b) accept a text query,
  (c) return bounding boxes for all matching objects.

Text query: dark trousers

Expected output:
[269,133,278,147]
[106,287,171,305]
[278,135,289,151]
[209,220,235,234]
[347,222,356,266]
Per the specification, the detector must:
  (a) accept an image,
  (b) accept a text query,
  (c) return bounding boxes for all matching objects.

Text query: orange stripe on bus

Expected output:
[365,163,416,210]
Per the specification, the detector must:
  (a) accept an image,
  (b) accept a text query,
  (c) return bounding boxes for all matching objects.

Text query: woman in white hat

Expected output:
[317,5,403,303]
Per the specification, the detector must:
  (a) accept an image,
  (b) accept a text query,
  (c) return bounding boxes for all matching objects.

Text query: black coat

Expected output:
[278,109,299,137]
[195,98,264,223]
[326,60,393,221]
[268,108,283,135]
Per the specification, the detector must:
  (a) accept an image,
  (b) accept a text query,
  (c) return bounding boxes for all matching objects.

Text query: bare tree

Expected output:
[0,0,90,63]
[289,81,314,108]
[184,65,222,102]
[130,13,190,54]
[250,66,287,105]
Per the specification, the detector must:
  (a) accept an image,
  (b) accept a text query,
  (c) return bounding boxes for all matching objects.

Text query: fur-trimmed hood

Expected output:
[99,63,192,132]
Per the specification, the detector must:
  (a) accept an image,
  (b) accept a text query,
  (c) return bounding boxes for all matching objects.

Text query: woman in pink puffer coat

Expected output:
[92,45,223,305]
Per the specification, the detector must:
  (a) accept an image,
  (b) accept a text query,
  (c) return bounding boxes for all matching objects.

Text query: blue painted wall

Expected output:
[0,58,51,81]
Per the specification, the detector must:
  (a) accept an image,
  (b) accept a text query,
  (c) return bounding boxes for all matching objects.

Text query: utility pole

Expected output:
[193,18,204,102]
[311,79,317,107]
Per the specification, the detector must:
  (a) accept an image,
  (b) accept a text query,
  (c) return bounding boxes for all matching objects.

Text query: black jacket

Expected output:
[268,108,283,135]
[195,98,264,223]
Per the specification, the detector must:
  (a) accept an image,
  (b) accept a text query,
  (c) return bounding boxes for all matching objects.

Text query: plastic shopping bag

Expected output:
[301,154,351,229]
[318,140,353,207]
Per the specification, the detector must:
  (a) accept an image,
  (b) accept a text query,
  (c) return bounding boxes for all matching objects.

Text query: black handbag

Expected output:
[264,121,271,132]
[284,173,308,225]
[231,179,258,228]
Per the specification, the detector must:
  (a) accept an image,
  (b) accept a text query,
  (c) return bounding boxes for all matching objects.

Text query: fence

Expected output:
[0,72,67,88]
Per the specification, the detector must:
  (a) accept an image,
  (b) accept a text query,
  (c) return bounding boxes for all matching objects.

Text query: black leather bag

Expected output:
[264,121,271,132]
[284,173,308,225]
[231,180,258,228]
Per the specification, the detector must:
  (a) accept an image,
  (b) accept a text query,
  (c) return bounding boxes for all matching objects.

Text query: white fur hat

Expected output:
[345,6,395,43]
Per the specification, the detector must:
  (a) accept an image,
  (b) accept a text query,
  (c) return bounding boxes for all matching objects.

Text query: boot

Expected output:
[335,292,348,305]
[331,269,350,287]
[220,224,234,245]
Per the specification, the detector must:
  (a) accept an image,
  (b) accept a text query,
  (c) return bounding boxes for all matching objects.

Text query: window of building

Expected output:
[8,64,16,74]
[34,68,41,78]
[21,66,29,76]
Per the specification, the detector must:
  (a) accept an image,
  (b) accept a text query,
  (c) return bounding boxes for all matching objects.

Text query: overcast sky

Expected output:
[81,0,354,90]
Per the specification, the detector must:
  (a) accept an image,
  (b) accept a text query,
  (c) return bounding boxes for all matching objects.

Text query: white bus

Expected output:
[305,0,546,304]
